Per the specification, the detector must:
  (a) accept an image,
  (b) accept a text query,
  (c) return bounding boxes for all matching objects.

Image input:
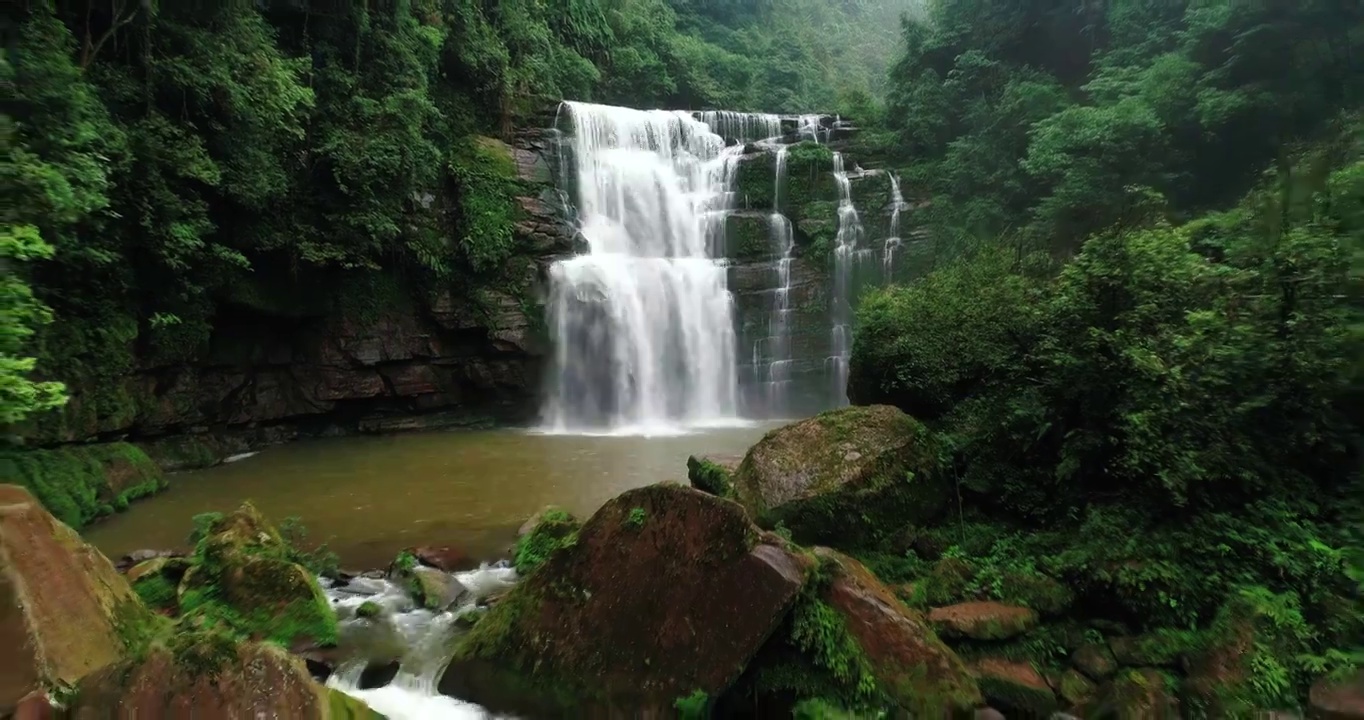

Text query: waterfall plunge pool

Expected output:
[85,422,784,570]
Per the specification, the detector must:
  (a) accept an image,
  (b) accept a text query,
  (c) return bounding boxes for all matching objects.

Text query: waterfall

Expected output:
[884,173,907,282]
[757,145,796,416]
[828,152,863,408]
[797,114,825,144]
[541,101,781,435]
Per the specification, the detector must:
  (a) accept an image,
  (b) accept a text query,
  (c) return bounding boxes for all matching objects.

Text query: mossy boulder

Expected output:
[812,548,982,715]
[1102,668,1180,720]
[128,556,190,613]
[65,636,384,719]
[176,503,337,648]
[1059,668,1098,707]
[0,442,165,529]
[512,506,581,575]
[443,483,810,714]
[687,454,740,499]
[0,485,162,710]
[971,657,1058,717]
[732,405,948,546]
[928,602,1039,641]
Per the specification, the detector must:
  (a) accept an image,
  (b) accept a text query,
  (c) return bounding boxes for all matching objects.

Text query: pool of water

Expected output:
[85,423,782,569]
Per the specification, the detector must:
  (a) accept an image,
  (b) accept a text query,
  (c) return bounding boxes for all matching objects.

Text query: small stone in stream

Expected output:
[517,505,578,538]
[929,601,1039,640]
[412,545,476,572]
[356,601,383,619]
[360,661,400,690]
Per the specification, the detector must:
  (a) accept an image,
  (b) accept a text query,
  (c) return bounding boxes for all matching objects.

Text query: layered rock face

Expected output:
[27,119,575,468]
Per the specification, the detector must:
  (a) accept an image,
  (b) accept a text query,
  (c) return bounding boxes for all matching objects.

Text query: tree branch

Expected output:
[81,0,141,69]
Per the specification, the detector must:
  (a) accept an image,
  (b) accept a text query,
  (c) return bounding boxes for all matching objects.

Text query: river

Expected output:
[86,423,780,569]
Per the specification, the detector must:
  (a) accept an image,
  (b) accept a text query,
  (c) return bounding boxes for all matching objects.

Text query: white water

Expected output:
[542,101,785,435]
[759,145,796,416]
[326,564,519,719]
[827,152,863,407]
[884,173,908,281]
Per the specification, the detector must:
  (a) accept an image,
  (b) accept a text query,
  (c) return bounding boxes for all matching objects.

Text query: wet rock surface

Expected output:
[444,483,810,712]
[0,485,156,710]
[928,601,1040,641]
[732,405,949,544]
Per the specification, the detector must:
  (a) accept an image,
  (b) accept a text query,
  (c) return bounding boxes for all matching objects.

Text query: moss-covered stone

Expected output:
[1183,592,1314,717]
[972,657,1059,717]
[686,454,738,499]
[0,442,166,529]
[732,405,949,547]
[1059,668,1097,707]
[1104,668,1180,720]
[811,548,981,716]
[512,507,581,575]
[129,557,190,614]
[928,602,1040,641]
[444,483,809,713]
[175,503,337,649]
[67,637,384,718]
[735,151,776,209]
[0,484,164,709]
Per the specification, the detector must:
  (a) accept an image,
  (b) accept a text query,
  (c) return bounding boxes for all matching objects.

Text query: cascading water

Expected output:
[884,173,908,281]
[827,152,863,408]
[326,564,520,719]
[541,102,779,435]
[756,145,796,416]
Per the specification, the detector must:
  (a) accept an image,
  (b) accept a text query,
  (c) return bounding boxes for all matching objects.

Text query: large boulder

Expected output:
[732,405,948,545]
[176,503,337,649]
[0,485,160,710]
[971,657,1058,717]
[64,635,383,719]
[813,548,982,715]
[443,483,810,714]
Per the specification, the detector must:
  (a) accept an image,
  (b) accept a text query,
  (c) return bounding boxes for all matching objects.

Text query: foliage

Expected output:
[0,442,164,528]
[673,689,709,719]
[278,516,342,579]
[625,507,647,529]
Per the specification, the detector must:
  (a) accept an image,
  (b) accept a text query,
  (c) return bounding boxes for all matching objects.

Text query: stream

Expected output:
[84,423,782,717]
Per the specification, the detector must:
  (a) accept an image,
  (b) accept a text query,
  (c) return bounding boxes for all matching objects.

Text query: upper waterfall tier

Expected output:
[541,101,788,435]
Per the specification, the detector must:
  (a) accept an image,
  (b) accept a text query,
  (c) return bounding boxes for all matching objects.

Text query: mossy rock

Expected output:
[179,555,337,649]
[732,405,949,547]
[1059,668,1097,707]
[445,483,810,713]
[129,557,190,614]
[972,657,1059,718]
[1102,668,1180,720]
[0,442,165,529]
[176,503,337,648]
[513,507,581,575]
[811,548,982,715]
[67,637,385,718]
[1071,642,1118,681]
[0,485,165,710]
[686,454,739,499]
[928,602,1039,641]
[1183,591,1316,716]
[735,152,777,209]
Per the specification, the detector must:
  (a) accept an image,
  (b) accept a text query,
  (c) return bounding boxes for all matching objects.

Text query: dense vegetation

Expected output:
[849,0,1364,710]
[3,0,911,438]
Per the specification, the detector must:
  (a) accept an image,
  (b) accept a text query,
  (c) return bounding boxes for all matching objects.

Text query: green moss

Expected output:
[625,507,647,529]
[725,213,775,261]
[789,590,879,701]
[513,511,581,575]
[791,698,876,719]
[328,687,387,719]
[674,689,710,719]
[687,455,735,499]
[977,673,1058,717]
[168,627,242,680]
[356,601,382,619]
[0,442,165,528]
[134,574,180,613]
[111,595,171,663]
[735,152,776,208]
